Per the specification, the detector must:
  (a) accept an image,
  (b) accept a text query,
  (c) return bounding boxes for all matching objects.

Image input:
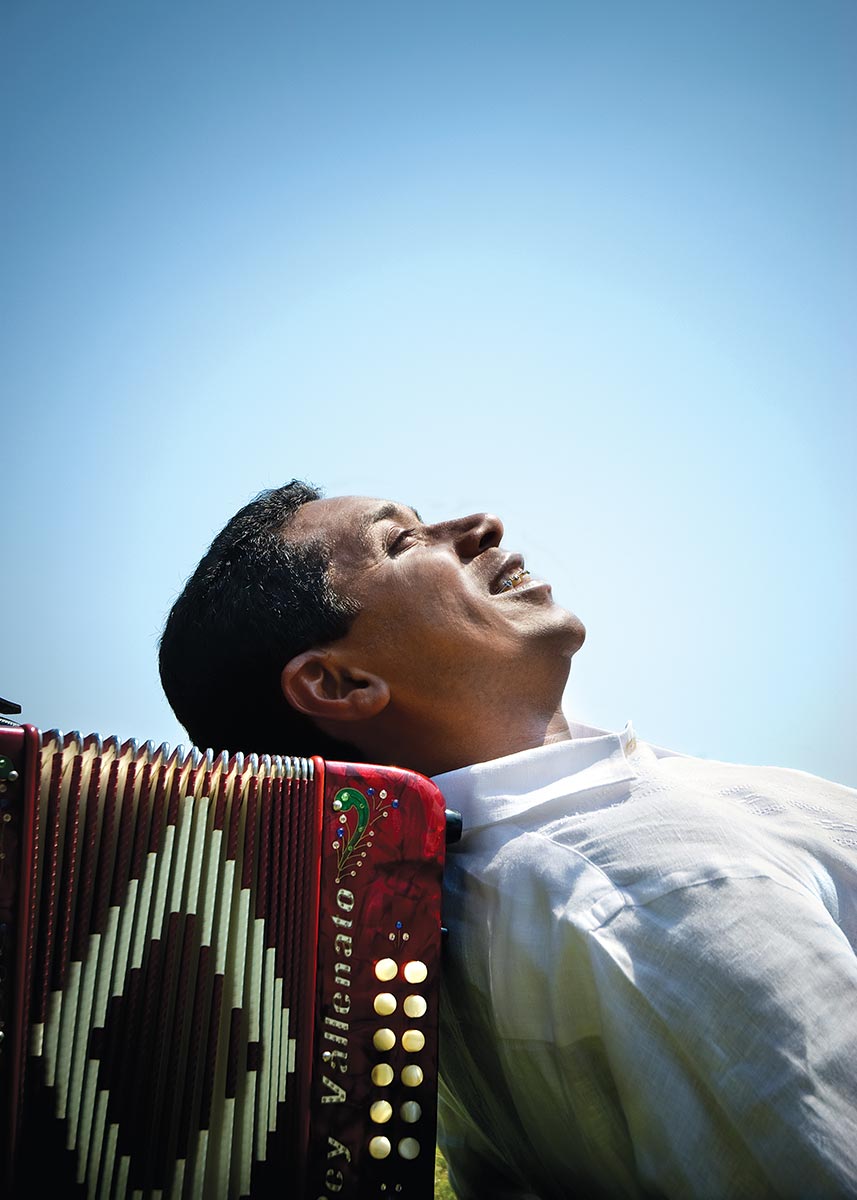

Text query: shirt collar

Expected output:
[432,720,638,830]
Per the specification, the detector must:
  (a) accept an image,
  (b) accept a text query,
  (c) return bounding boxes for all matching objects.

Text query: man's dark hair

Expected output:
[159,480,360,760]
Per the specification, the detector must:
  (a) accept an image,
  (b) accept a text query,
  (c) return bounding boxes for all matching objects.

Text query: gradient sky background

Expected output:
[4,1,855,785]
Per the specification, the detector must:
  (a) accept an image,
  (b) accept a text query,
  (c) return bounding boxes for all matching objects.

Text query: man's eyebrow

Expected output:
[364,502,423,529]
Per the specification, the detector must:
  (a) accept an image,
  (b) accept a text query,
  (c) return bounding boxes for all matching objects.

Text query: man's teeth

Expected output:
[500,568,530,591]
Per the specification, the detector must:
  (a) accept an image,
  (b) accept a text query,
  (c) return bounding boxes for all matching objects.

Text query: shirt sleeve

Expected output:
[586,873,857,1198]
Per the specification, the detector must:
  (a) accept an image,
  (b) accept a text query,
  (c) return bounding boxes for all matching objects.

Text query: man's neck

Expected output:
[378,704,573,777]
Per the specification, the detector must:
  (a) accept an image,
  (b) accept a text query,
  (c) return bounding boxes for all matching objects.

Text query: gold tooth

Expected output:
[500,567,530,591]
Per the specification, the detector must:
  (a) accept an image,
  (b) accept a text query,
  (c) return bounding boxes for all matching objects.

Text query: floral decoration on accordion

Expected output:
[331,783,398,881]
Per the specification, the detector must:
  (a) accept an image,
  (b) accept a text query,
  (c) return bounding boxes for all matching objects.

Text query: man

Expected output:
[160,481,857,1200]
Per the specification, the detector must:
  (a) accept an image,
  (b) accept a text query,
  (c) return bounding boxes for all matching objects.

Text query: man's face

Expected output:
[287,495,585,715]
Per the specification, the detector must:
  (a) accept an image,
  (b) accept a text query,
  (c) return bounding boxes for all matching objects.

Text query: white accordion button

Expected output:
[400,1100,422,1124]
[373,1028,396,1052]
[403,959,428,984]
[374,957,398,981]
[371,1063,395,1087]
[370,1100,393,1124]
[403,994,427,1019]
[373,992,397,1016]
[398,1137,421,1160]
[401,1064,424,1087]
[401,1029,425,1053]
[369,1136,392,1159]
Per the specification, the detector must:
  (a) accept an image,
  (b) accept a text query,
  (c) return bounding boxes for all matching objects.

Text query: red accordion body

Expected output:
[0,723,450,1198]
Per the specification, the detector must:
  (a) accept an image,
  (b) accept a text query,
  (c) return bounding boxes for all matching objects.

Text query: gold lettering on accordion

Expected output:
[321,1135,352,1196]
[327,1136,351,1162]
[332,889,355,965]
[319,885,357,1089]
[325,1166,344,1192]
[323,1016,349,1074]
[320,1074,347,1103]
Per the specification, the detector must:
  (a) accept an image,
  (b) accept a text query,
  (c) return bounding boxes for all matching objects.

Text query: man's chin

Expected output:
[527,603,586,659]
[570,618,586,654]
[555,607,586,655]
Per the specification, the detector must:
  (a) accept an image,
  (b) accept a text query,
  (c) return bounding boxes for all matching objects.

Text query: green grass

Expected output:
[434,1146,455,1199]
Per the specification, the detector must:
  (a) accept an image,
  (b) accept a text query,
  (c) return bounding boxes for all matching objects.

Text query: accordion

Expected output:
[0,721,456,1198]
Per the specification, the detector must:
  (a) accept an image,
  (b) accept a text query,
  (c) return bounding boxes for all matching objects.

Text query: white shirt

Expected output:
[433,723,857,1200]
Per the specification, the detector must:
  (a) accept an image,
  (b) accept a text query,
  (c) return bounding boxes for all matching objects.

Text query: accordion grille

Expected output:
[18,730,320,1198]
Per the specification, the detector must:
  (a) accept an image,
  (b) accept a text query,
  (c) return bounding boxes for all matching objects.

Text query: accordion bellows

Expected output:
[0,723,449,1198]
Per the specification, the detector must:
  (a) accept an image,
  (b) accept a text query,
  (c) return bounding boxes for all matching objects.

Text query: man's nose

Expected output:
[441,513,504,558]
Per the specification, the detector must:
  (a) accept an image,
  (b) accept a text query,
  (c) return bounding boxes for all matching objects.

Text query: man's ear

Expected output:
[281,649,391,725]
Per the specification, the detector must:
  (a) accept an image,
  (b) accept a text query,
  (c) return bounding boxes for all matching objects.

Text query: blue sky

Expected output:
[3,0,855,784]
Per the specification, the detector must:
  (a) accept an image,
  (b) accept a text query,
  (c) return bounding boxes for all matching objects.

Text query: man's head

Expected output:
[160,483,586,773]
[158,481,360,760]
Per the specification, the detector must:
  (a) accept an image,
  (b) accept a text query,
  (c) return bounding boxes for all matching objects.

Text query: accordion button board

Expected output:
[0,724,450,1199]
